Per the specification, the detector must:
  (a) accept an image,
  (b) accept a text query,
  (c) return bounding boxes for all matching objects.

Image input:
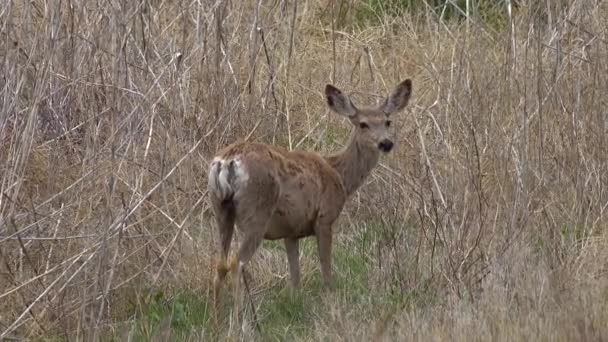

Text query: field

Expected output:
[1,0,608,340]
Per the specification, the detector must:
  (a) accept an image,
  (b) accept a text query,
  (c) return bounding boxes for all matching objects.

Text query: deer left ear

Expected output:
[381,79,412,116]
[325,84,358,118]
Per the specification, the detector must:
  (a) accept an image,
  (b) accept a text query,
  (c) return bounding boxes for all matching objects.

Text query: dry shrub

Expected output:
[1,0,607,340]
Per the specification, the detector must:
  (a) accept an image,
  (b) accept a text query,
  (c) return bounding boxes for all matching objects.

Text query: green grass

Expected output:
[258,286,317,339]
[123,221,436,340]
[355,0,421,26]
[353,0,509,30]
[257,236,374,340]
[128,290,212,340]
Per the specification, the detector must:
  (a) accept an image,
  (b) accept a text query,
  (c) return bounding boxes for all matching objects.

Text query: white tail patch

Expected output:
[208,157,248,201]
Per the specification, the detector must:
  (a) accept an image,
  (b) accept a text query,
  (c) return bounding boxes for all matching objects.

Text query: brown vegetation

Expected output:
[1,0,607,340]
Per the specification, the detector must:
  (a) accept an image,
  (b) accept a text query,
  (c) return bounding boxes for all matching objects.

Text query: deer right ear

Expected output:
[325,84,357,118]
[381,79,412,116]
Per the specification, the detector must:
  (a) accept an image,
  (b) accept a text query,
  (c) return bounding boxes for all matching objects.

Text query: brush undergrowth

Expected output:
[1,0,607,340]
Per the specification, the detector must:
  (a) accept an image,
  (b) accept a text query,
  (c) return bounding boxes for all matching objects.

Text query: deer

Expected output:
[208,79,412,319]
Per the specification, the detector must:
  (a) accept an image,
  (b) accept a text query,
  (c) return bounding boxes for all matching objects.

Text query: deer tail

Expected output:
[208,157,247,202]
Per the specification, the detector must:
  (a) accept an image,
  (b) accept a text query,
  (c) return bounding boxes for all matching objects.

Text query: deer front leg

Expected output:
[315,225,333,289]
[284,238,300,288]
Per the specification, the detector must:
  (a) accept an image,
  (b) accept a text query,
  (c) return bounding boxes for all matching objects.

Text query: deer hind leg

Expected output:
[231,206,275,331]
[212,199,235,319]
[232,230,263,322]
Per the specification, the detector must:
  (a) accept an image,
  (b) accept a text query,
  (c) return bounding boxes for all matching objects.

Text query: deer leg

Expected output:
[315,225,333,289]
[212,204,235,318]
[232,224,266,329]
[284,238,300,288]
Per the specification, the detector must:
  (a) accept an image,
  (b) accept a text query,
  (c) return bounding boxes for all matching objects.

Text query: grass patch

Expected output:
[355,0,421,26]
[262,239,284,252]
[128,290,212,341]
[332,240,372,303]
[256,235,374,340]
[120,221,434,340]
[124,224,401,340]
[353,0,509,30]
[258,287,317,340]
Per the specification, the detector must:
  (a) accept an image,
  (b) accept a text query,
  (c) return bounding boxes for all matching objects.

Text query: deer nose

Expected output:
[378,139,393,153]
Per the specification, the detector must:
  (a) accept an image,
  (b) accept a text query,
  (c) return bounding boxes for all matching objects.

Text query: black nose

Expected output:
[378,139,393,152]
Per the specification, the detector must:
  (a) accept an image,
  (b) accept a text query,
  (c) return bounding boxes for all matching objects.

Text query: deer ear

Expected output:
[325,84,357,118]
[382,79,412,116]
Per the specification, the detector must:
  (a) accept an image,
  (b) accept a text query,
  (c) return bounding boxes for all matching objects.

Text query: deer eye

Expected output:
[359,122,369,129]
[385,120,392,127]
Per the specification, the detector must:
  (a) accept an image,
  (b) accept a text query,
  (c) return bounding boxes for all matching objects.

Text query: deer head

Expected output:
[325,79,412,153]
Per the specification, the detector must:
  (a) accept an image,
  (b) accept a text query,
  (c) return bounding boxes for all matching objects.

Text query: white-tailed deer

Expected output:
[208,79,412,314]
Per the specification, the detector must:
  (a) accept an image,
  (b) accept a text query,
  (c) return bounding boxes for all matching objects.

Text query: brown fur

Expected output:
[208,80,412,317]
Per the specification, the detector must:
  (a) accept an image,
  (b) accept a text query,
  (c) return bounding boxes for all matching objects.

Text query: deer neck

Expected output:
[325,130,380,197]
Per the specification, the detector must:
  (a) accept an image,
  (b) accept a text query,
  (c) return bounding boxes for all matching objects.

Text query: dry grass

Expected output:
[1,0,607,340]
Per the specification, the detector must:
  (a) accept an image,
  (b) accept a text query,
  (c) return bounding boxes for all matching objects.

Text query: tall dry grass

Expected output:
[1,0,607,340]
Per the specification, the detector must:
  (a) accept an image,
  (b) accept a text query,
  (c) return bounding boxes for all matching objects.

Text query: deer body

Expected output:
[211,142,348,241]
[209,80,412,315]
